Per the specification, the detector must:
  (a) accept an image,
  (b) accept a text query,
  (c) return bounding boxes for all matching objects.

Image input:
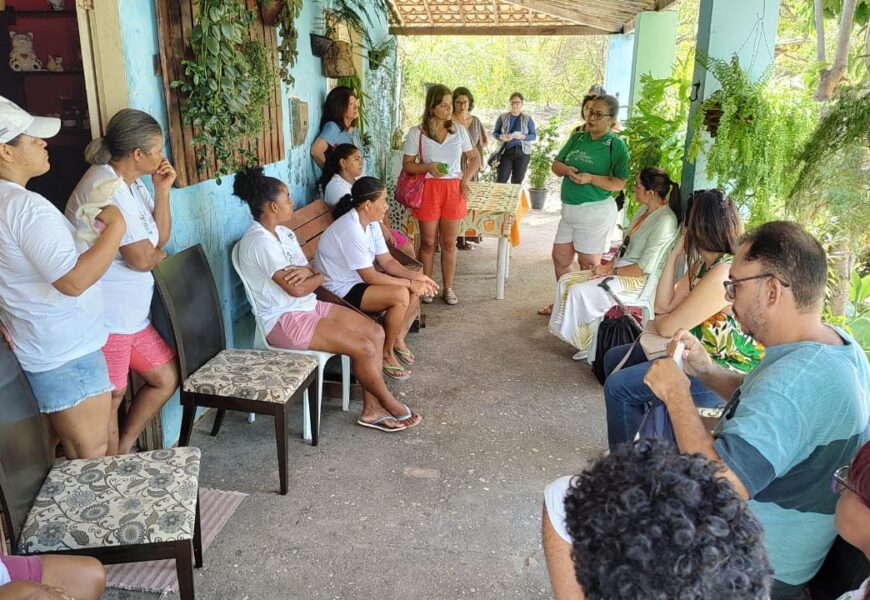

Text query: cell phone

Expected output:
[672,341,685,369]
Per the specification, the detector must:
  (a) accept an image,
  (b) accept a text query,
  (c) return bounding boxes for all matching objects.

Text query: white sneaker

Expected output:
[572,350,588,361]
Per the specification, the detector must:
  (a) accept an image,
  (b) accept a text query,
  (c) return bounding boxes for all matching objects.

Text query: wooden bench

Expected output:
[290,199,425,330]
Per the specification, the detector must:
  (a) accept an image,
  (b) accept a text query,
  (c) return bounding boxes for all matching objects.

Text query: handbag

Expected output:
[395,130,426,209]
[591,277,644,384]
[487,144,506,169]
[609,140,626,211]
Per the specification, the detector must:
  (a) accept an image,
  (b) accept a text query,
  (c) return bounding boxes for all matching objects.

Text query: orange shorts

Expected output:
[412,177,467,222]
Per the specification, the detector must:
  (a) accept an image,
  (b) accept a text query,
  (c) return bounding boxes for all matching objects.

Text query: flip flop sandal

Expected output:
[383,364,411,381]
[396,404,422,429]
[537,304,553,316]
[394,348,416,366]
[357,416,407,433]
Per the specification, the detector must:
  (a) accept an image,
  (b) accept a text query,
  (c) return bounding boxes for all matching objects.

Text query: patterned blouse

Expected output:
[689,256,765,373]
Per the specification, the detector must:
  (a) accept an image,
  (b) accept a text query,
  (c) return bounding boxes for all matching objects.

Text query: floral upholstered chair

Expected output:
[0,345,203,600]
[153,244,319,495]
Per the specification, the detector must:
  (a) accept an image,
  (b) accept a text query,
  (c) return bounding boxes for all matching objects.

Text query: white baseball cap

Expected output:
[0,96,61,144]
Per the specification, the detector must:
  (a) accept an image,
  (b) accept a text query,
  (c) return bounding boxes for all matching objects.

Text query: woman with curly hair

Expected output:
[542,440,771,599]
[233,167,422,433]
[832,440,870,599]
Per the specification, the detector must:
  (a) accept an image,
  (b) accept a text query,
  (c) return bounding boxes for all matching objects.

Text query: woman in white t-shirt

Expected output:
[66,109,179,456]
[313,177,438,380]
[833,441,870,600]
[320,143,415,258]
[233,167,423,433]
[402,83,479,306]
[0,96,126,459]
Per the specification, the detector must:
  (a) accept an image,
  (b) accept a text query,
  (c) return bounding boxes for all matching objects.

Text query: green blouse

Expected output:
[689,256,765,373]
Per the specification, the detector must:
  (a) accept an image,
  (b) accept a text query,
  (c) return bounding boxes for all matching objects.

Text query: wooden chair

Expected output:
[152,244,319,495]
[0,344,203,599]
[231,242,351,441]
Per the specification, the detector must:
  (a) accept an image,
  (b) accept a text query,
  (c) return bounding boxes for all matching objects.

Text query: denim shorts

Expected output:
[24,350,113,414]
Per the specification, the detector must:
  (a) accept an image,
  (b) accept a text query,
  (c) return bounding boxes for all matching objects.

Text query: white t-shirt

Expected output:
[237,222,318,334]
[544,475,574,544]
[312,209,388,298]
[403,124,473,179]
[0,558,10,586]
[323,174,353,207]
[0,181,106,372]
[67,164,160,334]
[837,578,869,600]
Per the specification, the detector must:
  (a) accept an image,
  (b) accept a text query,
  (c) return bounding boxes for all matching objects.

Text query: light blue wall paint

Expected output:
[628,12,678,109]
[116,0,397,447]
[604,33,635,121]
[682,0,780,193]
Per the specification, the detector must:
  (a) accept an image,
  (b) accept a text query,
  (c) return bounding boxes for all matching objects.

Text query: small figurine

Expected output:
[8,32,43,72]
[46,0,66,10]
[46,55,63,71]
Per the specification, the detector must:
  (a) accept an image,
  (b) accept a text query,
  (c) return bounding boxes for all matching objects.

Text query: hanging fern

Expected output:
[687,53,814,224]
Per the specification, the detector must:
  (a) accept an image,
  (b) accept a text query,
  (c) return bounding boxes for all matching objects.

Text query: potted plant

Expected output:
[272,0,303,85]
[527,116,561,209]
[310,33,333,58]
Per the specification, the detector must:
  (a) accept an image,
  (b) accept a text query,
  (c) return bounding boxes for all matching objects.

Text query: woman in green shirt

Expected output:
[549,167,681,359]
[540,95,629,316]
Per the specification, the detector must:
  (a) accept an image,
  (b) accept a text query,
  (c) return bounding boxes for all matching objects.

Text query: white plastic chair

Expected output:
[587,231,680,364]
[231,243,351,441]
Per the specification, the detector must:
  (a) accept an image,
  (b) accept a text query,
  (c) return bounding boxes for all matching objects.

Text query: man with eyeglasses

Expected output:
[644,221,870,600]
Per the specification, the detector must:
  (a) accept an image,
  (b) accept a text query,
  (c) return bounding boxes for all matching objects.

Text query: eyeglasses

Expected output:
[723,273,790,301]
[586,111,611,120]
[832,465,855,495]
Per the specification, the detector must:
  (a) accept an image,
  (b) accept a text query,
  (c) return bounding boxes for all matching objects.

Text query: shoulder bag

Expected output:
[395,130,426,209]
[609,138,626,211]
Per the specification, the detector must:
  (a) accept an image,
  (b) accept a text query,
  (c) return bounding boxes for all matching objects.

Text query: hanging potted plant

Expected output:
[527,116,561,209]
[310,33,333,57]
[259,0,281,27]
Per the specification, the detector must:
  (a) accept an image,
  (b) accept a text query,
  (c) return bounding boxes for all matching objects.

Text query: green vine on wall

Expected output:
[273,0,304,85]
[172,0,274,181]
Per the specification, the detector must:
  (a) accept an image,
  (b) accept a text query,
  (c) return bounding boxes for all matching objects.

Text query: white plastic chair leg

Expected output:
[302,360,327,442]
[340,355,351,411]
[302,389,311,441]
[247,413,256,423]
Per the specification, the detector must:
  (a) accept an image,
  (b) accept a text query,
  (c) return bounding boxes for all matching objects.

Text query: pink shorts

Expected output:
[102,324,176,390]
[0,555,43,582]
[266,300,334,350]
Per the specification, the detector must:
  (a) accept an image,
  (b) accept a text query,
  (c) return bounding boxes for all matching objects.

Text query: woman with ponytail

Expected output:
[234,168,423,433]
[313,177,438,381]
[65,108,179,456]
[320,144,414,258]
[601,188,764,450]
[833,441,870,600]
[549,167,681,360]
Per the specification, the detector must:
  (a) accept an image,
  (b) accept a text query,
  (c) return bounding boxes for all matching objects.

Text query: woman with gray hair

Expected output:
[65,108,179,456]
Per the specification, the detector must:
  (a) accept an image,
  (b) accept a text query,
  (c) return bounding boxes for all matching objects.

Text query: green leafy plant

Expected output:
[528,116,561,190]
[686,53,813,224]
[274,0,304,85]
[825,268,870,361]
[620,69,691,219]
[172,0,275,181]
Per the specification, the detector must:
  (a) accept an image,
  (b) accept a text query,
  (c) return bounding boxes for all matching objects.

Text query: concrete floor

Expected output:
[105,193,607,600]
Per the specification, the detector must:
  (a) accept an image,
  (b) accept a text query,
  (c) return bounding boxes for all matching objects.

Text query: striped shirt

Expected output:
[713,327,870,597]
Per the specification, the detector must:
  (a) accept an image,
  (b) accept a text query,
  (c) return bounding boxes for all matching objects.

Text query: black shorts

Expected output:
[343,283,370,310]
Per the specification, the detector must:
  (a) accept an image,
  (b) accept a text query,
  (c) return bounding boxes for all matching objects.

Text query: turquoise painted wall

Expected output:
[604,33,635,121]
[628,12,678,108]
[116,0,397,447]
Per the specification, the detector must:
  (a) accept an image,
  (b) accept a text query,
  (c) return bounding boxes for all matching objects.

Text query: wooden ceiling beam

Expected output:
[389,24,606,35]
[501,0,623,32]
[547,0,634,20]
